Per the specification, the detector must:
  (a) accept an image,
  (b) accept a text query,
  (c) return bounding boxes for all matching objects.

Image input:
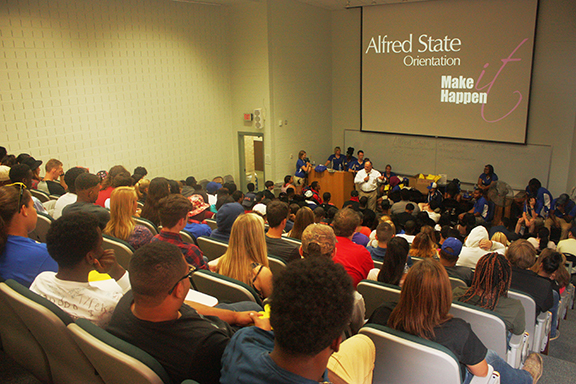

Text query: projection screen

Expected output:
[361,0,539,144]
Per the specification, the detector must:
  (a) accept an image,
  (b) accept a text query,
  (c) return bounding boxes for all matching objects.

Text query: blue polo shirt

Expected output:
[473,196,490,220]
[551,198,576,219]
[327,154,345,170]
[295,159,307,178]
[348,159,366,172]
[479,173,498,187]
[535,187,553,217]
[0,235,58,287]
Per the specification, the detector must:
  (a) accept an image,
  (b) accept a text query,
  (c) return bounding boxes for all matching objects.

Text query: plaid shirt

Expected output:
[151,230,208,270]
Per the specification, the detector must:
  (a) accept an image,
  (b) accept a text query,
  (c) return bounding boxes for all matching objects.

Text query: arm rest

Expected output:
[470,364,500,384]
[506,333,525,369]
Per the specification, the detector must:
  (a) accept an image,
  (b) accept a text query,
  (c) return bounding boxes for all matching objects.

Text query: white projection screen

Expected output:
[361,0,539,144]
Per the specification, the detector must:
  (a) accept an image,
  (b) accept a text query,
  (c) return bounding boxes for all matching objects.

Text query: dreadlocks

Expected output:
[459,252,511,311]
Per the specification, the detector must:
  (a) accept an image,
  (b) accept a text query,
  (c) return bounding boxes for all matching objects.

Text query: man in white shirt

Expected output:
[557,226,576,256]
[31,212,129,327]
[354,161,384,211]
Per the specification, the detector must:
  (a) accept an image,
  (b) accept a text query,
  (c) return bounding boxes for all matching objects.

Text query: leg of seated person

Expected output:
[560,218,571,240]
[215,301,263,312]
[483,349,532,384]
[327,334,375,384]
[550,289,560,338]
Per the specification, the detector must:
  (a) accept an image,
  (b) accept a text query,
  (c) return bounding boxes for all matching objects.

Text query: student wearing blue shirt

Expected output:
[0,184,58,287]
[348,150,366,174]
[478,164,498,192]
[545,193,576,240]
[324,146,345,170]
[527,178,553,218]
[342,147,357,171]
[294,150,311,188]
[459,187,491,224]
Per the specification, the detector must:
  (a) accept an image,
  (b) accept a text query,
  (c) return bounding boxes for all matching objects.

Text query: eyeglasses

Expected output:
[168,265,196,294]
[5,182,26,212]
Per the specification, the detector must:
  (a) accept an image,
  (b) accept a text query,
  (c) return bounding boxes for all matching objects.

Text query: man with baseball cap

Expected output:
[426,181,443,206]
[183,195,212,239]
[438,237,473,286]
[21,156,43,189]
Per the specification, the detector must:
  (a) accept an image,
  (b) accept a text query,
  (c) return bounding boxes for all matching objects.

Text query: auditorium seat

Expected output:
[102,234,135,270]
[28,211,54,243]
[356,280,401,320]
[508,289,552,354]
[191,269,263,307]
[196,236,228,261]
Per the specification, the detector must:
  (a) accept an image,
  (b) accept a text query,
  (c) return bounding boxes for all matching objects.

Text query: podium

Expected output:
[309,169,354,208]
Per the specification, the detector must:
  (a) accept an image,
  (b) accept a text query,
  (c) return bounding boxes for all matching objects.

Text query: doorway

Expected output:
[238,132,264,192]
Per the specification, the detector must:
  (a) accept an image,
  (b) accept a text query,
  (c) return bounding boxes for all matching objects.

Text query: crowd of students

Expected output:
[1,145,574,383]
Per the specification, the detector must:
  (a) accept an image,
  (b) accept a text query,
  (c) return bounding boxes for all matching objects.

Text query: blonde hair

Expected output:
[217,213,269,286]
[491,232,510,248]
[409,233,437,258]
[136,178,150,200]
[104,187,137,241]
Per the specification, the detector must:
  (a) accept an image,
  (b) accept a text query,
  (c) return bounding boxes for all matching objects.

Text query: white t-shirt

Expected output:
[30,271,130,327]
[53,193,77,219]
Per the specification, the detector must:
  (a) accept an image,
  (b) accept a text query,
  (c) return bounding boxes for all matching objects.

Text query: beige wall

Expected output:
[331,0,576,196]
[0,0,233,180]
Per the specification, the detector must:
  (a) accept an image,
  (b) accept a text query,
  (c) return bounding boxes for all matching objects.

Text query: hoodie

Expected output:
[456,226,506,268]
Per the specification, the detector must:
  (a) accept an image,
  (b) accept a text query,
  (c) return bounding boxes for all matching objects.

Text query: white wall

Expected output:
[0,0,234,181]
[331,0,576,197]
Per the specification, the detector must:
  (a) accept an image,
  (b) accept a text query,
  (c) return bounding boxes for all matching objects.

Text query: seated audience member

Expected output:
[530,249,563,338]
[53,167,86,219]
[527,178,553,218]
[131,166,148,185]
[231,190,244,205]
[21,156,42,189]
[103,173,134,208]
[181,176,197,197]
[459,186,491,224]
[265,201,301,263]
[422,200,441,223]
[104,187,153,250]
[367,237,410,286]
[37,159,65,196]
[319,192,334,211]
[136,178,150,204]
[206,181,221,207]
[96,165,130,207]
[9,164,47,214]
[263,180,275,200]
[30,214,128,327]
[0,164,10,187]
[440,189,462,225]
[507,239,554,315]
[220,257,375,384]
[313,206,326,224]
[343,190,361,211]
[287,206,314,240]
[210,201,245,242]
[438,237,473,286]
[151,195,207,270]
[62,173,110,230]
[409,232,438,259]
[352,224,370,247]
[108,241,267,384]
[478,164,498,192]
[557,225,576,255]
[280,175,293,194]
[367,222,394,261]
[369,258,542,384]
[183,195,212,239]
[454,252,525,336]
[0,185,58,286]
[391,189,421,217]
[545,193,575,240]
[140,177,170,227]
[491,232,510,250]
[211,214,273,300]
[396,220,417,244]
[426,182,443,206]
[515,195,537,235]
[489,217,514,240]
[456,226,505,268]
[396,203,416,228]
[251,203,267,220]
[168,179,182,195]
[332,208,374,288]
[527,227,556,253]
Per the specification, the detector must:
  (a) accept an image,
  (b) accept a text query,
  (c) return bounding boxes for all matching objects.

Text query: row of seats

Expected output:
[0,279,199,384]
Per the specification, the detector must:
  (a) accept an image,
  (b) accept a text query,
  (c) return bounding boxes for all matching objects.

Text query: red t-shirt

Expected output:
[333,236,374,288]
[95,186,114,208]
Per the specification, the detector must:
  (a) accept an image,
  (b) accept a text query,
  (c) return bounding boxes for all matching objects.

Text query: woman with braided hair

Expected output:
[453,252,526,336]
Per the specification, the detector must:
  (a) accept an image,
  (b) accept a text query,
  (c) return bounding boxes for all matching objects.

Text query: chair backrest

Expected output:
[357,280,401,320]
[373,260,383,270]
[1,279,103,384]
[268,255,287,276]
[196,236,228,261]
[205,218,217,230]
[133,216,159,236]
[0,282,52,383]
[68,318,170,384]
[507,289,536,350]
[360,324,463,384]
[29,211,54,243]
[449,301,508,360]
[280,234,302,246]
[102,234,135,270]
[179,231,197,245]
[191,269,263,306]
[449,277,468,290]
[31,189,50,203]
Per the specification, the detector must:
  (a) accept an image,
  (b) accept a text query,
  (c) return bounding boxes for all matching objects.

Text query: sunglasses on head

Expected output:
[168,265,196,295]
[5,182,27,212]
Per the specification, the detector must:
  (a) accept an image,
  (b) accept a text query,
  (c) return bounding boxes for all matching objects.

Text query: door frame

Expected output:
[238,132,264,193]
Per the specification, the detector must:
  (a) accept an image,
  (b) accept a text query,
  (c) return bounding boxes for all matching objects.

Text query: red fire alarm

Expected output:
[244,113,253,121]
